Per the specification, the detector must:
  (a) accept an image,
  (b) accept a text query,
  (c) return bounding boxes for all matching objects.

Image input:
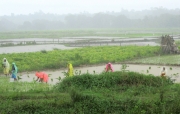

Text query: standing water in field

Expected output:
[0,37,159,54]
[9,64,180,85]
[0,44,77,54]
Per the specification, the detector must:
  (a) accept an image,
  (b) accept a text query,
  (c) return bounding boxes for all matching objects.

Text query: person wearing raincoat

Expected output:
[35,71,48,83]
[11,62,18,81]
[160,67,167,78]
[2,58,10,76]
[105,62,114,72]
[67,63,73,77]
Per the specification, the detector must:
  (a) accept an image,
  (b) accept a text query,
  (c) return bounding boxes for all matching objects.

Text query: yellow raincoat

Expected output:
[2,58,10,75]
[67,63,73,77]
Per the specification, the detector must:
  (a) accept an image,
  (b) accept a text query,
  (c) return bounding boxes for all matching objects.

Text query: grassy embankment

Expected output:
[0,28,179,39]
[127,54,180,65]
[124,40,180,65]
[1,71,180,113]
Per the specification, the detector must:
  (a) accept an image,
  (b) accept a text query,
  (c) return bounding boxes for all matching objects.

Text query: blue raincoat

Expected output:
[12,62,18,79]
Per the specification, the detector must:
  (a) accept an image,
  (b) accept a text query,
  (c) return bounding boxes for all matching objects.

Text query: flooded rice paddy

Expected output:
[0,44,78,54]
[7,64,180,85]
[1,37,178,85]
[0,37,159,54]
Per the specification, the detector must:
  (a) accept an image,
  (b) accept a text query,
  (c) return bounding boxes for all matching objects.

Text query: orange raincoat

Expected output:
[35,72,48,83]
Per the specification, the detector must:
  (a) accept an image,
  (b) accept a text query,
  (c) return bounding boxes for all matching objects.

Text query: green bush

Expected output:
[57,71,172,91]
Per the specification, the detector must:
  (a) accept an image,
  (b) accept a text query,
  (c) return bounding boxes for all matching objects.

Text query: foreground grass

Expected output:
[0,76,71,113]
[0,77,53,92]
[127,54,180,65]
[1,71,180,113]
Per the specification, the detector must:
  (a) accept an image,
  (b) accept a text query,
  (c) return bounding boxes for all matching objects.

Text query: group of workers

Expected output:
[33,63,74,83]
[2,58,18,81]
[35,63,113,83]
[1,58,114,83]
[1,58,49,83]
[2,58,167,83]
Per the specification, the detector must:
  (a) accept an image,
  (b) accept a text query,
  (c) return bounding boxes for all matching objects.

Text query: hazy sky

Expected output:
[0,0,180,16]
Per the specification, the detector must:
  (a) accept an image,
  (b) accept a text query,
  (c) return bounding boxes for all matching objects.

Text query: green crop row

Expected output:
[0,46,160,73]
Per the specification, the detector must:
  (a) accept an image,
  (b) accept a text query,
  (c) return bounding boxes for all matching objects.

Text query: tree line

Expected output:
[0,7,180,31]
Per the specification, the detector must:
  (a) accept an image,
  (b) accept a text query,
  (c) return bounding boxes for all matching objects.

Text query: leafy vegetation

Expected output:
[1,71,180,113]
[0,46,160,73]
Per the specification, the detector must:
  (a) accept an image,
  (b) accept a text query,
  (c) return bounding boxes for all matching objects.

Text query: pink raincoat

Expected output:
[35,72,48,83]
[105,63,114,72]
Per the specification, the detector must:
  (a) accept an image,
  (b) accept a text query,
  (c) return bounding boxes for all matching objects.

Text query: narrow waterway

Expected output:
[0,44,78,54]
[0,37,160,54]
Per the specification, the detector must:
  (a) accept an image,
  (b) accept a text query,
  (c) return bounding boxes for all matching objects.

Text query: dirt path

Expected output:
[8,64,180,85]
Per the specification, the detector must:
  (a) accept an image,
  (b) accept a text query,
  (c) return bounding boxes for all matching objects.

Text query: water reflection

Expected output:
[0,44,77,54]
[0,37,160,54]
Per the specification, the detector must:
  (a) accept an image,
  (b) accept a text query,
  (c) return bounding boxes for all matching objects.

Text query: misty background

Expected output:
[0,7,180,31]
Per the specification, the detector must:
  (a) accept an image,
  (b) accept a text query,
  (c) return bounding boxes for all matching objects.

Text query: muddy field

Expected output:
[7,64,180,85]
